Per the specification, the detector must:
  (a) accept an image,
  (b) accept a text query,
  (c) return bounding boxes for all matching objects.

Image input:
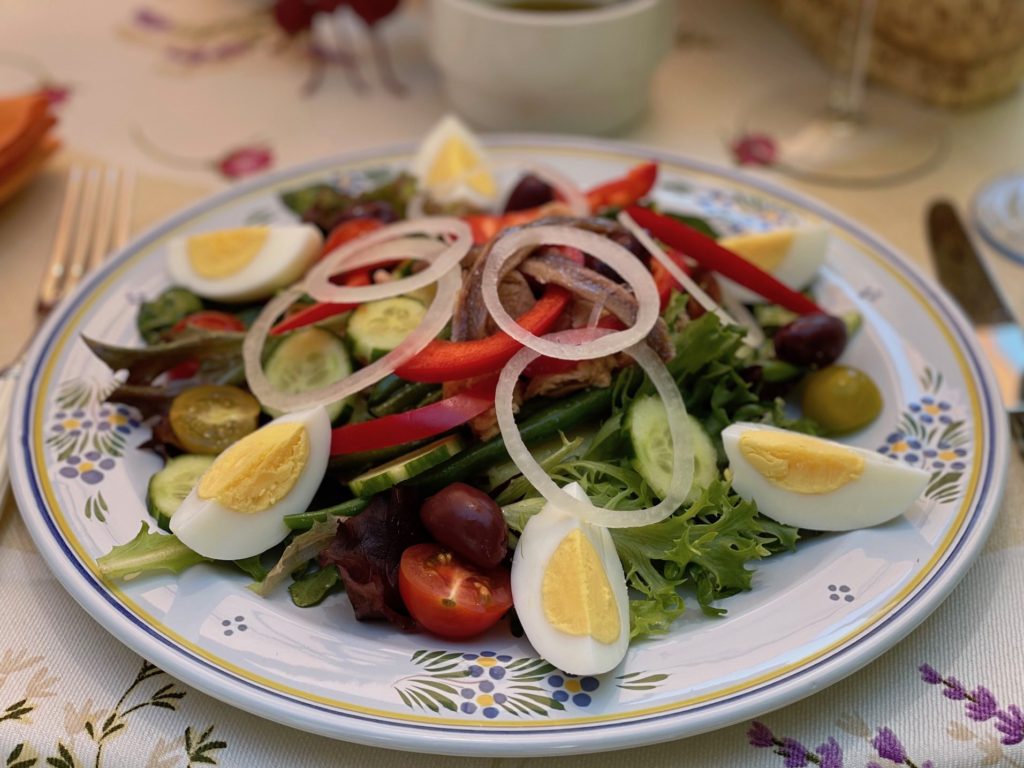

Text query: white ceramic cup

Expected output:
[426,0,676,134]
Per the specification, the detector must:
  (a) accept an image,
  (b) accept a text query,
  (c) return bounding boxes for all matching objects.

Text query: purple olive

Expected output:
[419,483,508,570]
[343,200,398,224]
[504,174,554,212]
[773,313,847,368]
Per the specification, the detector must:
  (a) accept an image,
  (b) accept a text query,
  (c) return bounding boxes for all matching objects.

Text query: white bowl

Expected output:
[426,0,676,134]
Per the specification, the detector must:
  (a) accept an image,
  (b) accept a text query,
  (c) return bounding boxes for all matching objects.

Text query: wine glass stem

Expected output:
[827,0,877,124]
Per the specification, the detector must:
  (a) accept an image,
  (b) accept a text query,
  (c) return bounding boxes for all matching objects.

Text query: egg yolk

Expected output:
[197,422,309,513]
[719,229,795,273]
[542,528,621,644]
[426,137,496,198]
[739,430,864,494]
[187,227,269,279]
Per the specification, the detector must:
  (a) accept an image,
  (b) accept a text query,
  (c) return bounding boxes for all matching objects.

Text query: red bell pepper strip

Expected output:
[463,203,563,244]
[271,300,359,336]
[650,248,692,311]
[330,377,496,455]
[320,217,384,261]
[460,163,657,243]
[271,220,388,335]
[625,206,823,315]
[394,285,571,383]
[586,162,658,212]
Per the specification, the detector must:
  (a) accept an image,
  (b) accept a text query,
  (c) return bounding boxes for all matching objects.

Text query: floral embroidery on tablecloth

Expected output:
[1,657,229,768]
[746,662,1024,767]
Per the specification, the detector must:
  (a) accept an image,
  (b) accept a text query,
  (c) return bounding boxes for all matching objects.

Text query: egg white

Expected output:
[167,224,323,303]
[511,483,630,676]
[410,115,497,208]
[722,422,929,531]
[169,407,331,560]
[720,224,829,305]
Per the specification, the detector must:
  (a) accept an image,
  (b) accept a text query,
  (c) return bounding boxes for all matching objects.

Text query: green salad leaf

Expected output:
[281,173,418,233]
[663,296,818,442]
[97,523,209,581]
[84,331,245,387]
[612,479,798,636]
[497,307,809,638]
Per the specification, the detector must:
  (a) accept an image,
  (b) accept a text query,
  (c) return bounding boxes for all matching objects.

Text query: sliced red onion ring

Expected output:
[618,211,764,347]
[304,217,471,304]
[495,328,694,528]
[481,225,660,360]
[244,245,460,413]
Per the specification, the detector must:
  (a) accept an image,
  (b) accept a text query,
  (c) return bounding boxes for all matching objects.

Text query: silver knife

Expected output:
[927,200,1024,424]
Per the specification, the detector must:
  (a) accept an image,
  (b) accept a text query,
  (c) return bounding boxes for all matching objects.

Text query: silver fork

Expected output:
[0,165,135,504]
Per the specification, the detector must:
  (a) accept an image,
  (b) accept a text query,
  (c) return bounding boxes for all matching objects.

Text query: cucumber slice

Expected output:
[627,395,718,505]
[347,296,427,365]
[146,454,215,531]
[264,327,352,422]
[348,435,463,497]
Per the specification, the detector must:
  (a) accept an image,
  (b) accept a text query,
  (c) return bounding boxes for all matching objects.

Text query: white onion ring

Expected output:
[481,225,660,360]
[244,244,460,413]
[304,217,471,304]
[495,329,694,528]
[718,291,766,348]
[405,191,428,220]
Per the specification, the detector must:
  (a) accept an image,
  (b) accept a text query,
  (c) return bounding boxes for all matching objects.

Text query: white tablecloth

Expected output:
[2,1,1023,764]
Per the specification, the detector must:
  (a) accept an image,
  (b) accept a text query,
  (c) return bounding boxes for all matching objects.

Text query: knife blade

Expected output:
[926,200,1024,414]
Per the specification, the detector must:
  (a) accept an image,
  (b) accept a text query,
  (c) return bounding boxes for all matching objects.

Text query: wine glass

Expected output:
[735,0,945,187]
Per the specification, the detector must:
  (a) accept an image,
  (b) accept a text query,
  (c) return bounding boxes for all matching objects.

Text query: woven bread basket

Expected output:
[766,0,1024,107]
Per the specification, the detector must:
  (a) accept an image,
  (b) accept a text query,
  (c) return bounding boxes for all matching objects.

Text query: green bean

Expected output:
[370,381,440,417]
[283,498,370,530]
[408,385,614,494]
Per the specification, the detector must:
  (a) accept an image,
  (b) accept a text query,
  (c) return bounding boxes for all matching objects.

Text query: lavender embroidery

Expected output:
[865,727,933,767]
[746,722,844,767]
[919,663,1024,745]
[747,722,936,767]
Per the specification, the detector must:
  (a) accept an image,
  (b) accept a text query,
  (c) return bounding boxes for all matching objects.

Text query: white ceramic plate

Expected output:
[10,138,1008,757]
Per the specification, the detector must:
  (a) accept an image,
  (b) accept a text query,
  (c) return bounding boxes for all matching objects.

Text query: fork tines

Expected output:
[37,166,135,313]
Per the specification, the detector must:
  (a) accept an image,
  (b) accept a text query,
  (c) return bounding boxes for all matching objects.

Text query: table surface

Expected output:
[2,0,1023,765]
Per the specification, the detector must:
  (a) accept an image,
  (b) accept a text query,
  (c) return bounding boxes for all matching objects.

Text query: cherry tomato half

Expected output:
[171,310,246,335]
[398,543,513,640]
[168,384,260,455]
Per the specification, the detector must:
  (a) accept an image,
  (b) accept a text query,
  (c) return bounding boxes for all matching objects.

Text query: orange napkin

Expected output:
[0,91,60,206]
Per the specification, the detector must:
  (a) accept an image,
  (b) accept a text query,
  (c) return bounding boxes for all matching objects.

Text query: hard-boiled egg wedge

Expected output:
[511,482,630,676]
[718,224,828,304]
[722,423,929,531]
[170,406,330,560]
[167,224,322,303]
[410,115,498,208]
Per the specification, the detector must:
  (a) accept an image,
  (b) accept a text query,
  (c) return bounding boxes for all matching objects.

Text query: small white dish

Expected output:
[426,0,676,134]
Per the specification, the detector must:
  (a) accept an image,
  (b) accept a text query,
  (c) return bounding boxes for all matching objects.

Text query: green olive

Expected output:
[801,365,883,435]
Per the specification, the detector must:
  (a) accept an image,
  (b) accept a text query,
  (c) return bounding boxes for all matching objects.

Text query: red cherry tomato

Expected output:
[166,311,245,380]
[170,310,245,335]
[398,543,512,640]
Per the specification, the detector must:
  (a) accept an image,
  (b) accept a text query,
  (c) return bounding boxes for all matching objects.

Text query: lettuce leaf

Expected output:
[612,479,798,638]
[664,298,818,442]
[96,523,209,581]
